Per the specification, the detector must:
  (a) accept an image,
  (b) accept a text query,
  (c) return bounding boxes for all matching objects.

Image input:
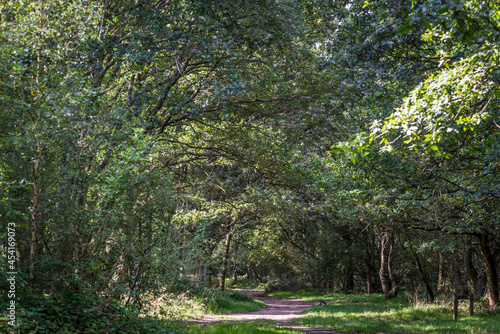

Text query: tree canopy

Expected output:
[1,0,499,332]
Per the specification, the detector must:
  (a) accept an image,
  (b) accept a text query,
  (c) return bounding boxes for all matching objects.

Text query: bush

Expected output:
[148,277,259,318]
[225,290,254,302]
[0,290,173,334]
[264,278,304,293]
[227,275,262,289]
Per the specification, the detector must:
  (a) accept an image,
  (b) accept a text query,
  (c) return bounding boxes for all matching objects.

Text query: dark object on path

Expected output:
[317,300,327,306]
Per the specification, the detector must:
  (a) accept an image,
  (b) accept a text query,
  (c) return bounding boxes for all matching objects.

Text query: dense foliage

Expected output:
[1,0,499,332]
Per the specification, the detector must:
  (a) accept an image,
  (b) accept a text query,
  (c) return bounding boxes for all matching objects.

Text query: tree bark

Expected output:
[219,226,234,291]
[407,239,434,303]
[364,229,374,294]
[437,252,444,292]
[197,261,207,286]
[30,157,39,280]
[387,233,398,297]
[476,271,487,299]
[301,217,309,264]
[448,253,469,295]
[233,262,238,283]
[379,232,391,299]
[478,232,499,307]
[250,264,263,283]
[465,235,479,296]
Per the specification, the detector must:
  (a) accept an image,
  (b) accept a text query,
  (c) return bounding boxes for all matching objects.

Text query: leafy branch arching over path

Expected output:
[188,289,350,334]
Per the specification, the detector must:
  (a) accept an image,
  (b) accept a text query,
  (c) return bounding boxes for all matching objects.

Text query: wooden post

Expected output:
[453,294,473,319]
[470,295,474,316]
[453,294,458,320]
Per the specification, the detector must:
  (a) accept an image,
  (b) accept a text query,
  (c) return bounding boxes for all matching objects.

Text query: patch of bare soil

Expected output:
[187,289,347,334]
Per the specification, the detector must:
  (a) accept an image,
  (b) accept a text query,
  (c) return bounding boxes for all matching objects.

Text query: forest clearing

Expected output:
[1,1,500,333]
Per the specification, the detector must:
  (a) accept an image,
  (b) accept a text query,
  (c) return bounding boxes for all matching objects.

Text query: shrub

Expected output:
[264,277,304,293]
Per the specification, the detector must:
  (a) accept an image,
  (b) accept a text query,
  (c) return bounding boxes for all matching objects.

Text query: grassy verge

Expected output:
[214,298,266,314]
[168,322,302,334]
[227,276,264,289]
[145,288,265,320]
[269,290,500,333]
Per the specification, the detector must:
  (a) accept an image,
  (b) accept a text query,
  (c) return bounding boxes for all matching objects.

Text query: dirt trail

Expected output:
[189,289,348,334]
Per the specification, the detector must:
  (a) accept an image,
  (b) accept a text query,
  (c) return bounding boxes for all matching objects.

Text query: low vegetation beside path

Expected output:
[169,322,303,334]
[268,290,500,334]
[144,284,265,321]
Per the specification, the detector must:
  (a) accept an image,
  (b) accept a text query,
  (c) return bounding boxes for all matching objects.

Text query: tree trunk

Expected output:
[301,218,309,264]
[476,271,487,299]
[344,265,354,291]
[197,261,207,286]
[233,262,238,283]
[250,264,263,283]
[387,233,398,297]
[219,226,233,291]
[379,232,391,299]
[448,253,469,295]
[465,235,479,296]
[232,242,239,282]
[478,232,499,307]
[437,252,444,292]
[364,229,374,294]
[407,239,434,303]
[30,157,39,280]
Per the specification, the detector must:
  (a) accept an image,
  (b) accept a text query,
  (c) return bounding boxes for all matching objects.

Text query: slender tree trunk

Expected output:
[437,253,444,292]
[219,226,233,291]
[478,232,499,307]
[301,218,309,264]
[406,238,434,303]
[345,267,354,291]
[250,264,263,283]
[197,261,207,286]
[233,262,238,282]
[30,156,39,280]
[364,229,374,294]
[387,233,398,297]
[476,271,487,299]
[465,235,479,296]
[232,242,239,282]
[379,232,391,299]
[448,253,469,294]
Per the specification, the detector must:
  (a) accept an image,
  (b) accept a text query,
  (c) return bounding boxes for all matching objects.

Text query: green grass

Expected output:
[215,299,266,314]
[268,290,500,333]
[228,277,264,289]
[168,322,302,334]
[267,289,387,303]
[144,288,265,320]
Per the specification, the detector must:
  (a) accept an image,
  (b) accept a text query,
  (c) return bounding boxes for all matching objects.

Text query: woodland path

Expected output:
[188,289,349,334]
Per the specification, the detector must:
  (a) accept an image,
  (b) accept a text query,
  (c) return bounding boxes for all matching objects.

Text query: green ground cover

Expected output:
[169,322,302,334]
[145,288,265,320]
[227,276,264,289]
[269,290,500,334]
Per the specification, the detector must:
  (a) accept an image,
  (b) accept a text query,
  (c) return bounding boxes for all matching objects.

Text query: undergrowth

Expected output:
[227,275,263,289]
[0,289,171,334]
[145,288,264,320]
[169,322,303,334]
[0,274,262,333]
[144,278,264,320]
[268,289,500,333]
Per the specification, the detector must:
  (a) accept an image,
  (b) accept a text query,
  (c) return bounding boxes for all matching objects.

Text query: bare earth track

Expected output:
[188,289,349,334]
